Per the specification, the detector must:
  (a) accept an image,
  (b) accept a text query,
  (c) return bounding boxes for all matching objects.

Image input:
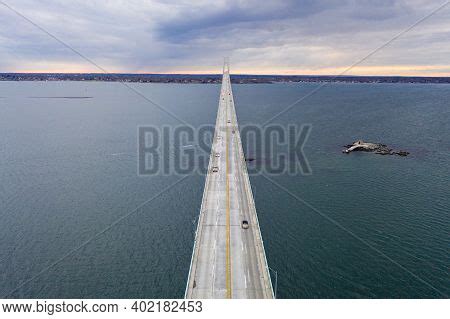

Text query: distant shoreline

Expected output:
[1,73,449,84]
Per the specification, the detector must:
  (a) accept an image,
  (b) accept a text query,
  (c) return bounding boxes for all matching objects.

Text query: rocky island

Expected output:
[343,140,409,156]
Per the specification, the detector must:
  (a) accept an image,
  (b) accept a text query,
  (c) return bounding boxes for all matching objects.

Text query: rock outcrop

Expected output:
[343,140,409,156]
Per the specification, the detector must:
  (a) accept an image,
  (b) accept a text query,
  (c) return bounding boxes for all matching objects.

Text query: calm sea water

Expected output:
[0,81,449,298]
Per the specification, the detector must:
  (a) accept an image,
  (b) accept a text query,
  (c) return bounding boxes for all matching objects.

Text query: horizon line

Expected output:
[1,72,449,78]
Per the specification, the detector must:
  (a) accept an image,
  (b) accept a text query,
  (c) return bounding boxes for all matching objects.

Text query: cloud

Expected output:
[0,0,449,75]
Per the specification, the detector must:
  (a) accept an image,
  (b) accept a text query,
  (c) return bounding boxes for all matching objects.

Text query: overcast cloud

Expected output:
[0,0,449,75]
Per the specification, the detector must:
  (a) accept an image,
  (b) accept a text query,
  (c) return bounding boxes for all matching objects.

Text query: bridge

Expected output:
[185,61,274,299]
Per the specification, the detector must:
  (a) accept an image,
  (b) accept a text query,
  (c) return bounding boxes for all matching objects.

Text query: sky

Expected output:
[0,0,449,76]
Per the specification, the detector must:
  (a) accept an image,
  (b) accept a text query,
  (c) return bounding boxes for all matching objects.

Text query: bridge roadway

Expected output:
[185,64,273,299]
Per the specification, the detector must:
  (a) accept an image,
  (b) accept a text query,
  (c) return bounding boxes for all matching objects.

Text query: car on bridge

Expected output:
[242,220,249,229]
[212,166,219,173]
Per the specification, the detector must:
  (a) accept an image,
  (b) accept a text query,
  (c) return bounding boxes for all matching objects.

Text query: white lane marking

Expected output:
[211,203,221,294]
[211,239,216,293]
[244,275,247,288]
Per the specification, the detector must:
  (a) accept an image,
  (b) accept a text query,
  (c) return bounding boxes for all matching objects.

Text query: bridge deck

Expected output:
[185,65,273,299]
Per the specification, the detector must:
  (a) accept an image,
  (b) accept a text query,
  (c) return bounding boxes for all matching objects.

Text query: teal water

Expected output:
[0,81,449,298]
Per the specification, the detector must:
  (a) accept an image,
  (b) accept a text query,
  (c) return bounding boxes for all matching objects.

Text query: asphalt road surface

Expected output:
[185,65,273,299]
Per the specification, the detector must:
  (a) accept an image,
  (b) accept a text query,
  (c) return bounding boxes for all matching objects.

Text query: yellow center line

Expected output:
[225,73,232,299]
